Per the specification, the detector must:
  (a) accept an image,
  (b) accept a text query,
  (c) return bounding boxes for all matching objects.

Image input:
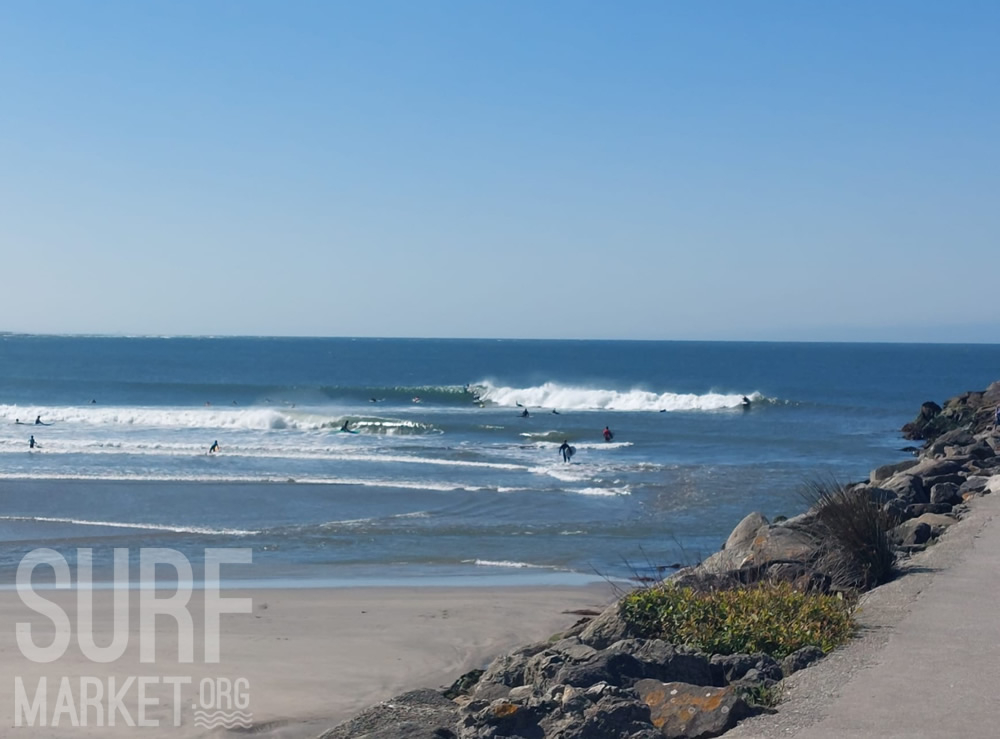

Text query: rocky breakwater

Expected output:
[318,382,1000,739]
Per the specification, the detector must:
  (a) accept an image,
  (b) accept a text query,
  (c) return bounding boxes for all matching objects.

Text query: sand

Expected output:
[0,583,615,738]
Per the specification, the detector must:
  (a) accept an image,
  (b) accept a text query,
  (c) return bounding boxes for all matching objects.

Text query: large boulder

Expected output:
[634,680,750,739]
[871,459,918,483]
[724,512,769,552]
[577,603,637,650]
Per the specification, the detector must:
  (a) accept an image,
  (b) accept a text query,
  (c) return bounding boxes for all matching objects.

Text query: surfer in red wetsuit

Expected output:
[602,426,613,442]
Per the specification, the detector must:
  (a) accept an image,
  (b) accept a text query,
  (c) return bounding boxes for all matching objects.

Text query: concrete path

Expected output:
[728,484,1000,739]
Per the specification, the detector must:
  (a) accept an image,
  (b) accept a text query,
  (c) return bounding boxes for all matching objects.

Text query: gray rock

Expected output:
[320,688,459,739]
[892,521,931,546]
[577,603,637,650]
[724,512,769,552]
[929,482,961,506]
[880,474,928,505]
[781,645,825,676]
[634,680,750,739]
[905,503,953,517]
[607,639,715,686]
[871,459,918,483]
[709,653,782,686]
[472,642,549,701]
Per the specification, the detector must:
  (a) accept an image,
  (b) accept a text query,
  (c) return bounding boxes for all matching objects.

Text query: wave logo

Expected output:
[192,677,251,730]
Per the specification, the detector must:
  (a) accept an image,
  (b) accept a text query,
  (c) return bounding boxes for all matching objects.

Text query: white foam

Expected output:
[463,559,554,569]
[475,382,759,412]
[0,515,258,536]
[573,487,630,497]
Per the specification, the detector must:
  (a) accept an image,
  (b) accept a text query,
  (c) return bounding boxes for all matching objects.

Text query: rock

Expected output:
[959,476,992,495]
[880,474,928,505]
[471,642,549,701]
[724,512,769,552]
[747,524,819,565]
[709,654,781,686]
[904,503,953,517]
[891,521,931,546]
[921,473,966,489]
[578,603,637,650]
[320,688,459,739]
[912,512,958,529]
[929,430,976,456]
[781,645,825,676]
[902,401,943,441]
[539,692,655,739]
[444,670,485,699]
[871,459,918,483]
[929,483,961,506]
[634,680,750,739]
[556,650,646,690]
[607,639,715,686]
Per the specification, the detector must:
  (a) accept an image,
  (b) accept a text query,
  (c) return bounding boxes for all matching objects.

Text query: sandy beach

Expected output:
[0,583,615,738]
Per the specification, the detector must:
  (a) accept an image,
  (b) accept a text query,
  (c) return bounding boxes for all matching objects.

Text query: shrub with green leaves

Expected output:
[620,581,855,659]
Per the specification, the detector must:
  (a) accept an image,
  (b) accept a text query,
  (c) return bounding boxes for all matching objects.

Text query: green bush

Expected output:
[620,581,855,659]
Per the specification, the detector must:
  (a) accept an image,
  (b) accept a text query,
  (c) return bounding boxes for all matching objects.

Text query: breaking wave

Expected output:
[473,383,761,412]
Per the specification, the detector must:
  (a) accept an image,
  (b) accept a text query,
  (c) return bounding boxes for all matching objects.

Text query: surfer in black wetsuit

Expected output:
[559,440,572,462]
[741,395,751,410]
[29,435,36,449]
[341,419,351,432]
[209,440,220,454]
[35,415,42,425]
[521,408,530,418]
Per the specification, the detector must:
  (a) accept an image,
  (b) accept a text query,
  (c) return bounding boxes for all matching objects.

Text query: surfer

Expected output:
[341,419,352,432]
[602,426,614,442]
[559,440,573,462]
[35,415,42,425]
[551,409,560,415]
[29,435,36,449]
[521,408,530,418]
[370,397,378,403]
[209,440,220,454]
[741,395,752,410]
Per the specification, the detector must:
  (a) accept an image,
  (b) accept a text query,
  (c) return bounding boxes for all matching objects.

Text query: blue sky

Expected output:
[2,1,997,341]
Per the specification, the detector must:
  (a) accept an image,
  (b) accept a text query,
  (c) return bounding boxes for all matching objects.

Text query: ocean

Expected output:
[1,335,997,586]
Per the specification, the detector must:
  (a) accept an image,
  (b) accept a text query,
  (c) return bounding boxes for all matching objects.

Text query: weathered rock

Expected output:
[746,524,818,565]
[929,430,976,456]
[607,639,715,686]
[871,459,918,483]
[904,503,953,517]
[959,476,992,495]
[634,680,750,739]
[902,401,943,441]
[539,692,655,739]
[912,512,958,529]
[556,650,646,690]
[577,603,637,650]
[724,512,769,552]
[929,482,961,506]
[472,642,549,701]
[891,521,931,547]
[781,645,825,676]
[921,473,966,489]
[709,653,782,686]
[320,689,459,739]
[880,474,928,505]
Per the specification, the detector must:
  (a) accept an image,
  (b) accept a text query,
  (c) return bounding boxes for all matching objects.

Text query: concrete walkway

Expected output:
[728,483,1000,739]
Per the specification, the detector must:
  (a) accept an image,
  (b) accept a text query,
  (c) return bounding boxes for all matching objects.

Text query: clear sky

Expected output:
[1,1,997,342]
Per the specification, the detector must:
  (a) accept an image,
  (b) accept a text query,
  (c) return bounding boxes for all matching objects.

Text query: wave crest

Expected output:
[475,382,759,412]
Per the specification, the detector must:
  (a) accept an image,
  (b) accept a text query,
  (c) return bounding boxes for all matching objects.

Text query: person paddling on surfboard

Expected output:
[341,419,352,432]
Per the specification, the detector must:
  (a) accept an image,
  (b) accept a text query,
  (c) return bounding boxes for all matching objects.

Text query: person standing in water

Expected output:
[209,440,220,454]
[29,435,36,449]
[602,426,614,442]
[558,440,573,462]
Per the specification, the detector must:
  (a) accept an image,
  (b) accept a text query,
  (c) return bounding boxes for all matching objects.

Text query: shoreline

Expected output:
[1,583,617,737]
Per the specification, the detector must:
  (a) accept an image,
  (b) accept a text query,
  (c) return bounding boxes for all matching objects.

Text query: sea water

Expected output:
[0,335,997,584]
